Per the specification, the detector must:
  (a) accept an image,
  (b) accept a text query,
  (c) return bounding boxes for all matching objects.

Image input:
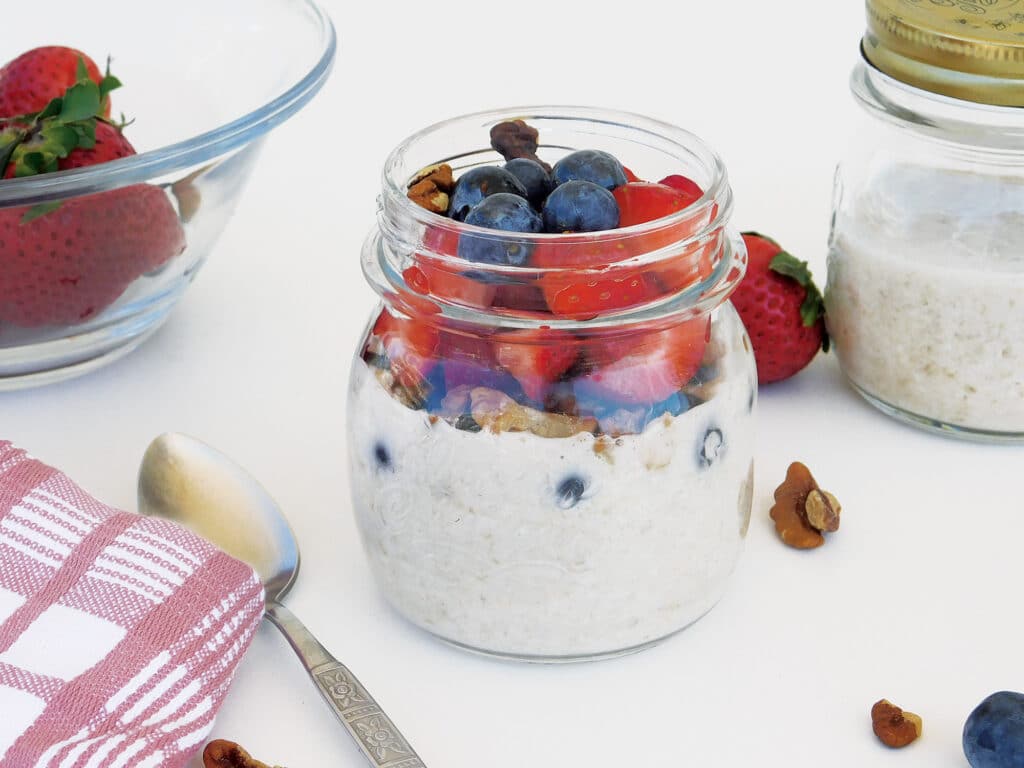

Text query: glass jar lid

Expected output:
[864,0,1024,106]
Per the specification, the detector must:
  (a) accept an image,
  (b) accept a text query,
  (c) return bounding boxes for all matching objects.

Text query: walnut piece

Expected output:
[871,699,922,748]
[469,387,597,438]
[805,489,841,532]
[769,462,842,549]
[489,120,552,172]
[203,739,282,768]
[407,163,454,214]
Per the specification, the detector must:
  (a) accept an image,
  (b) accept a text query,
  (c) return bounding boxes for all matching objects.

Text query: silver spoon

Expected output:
[137,433,425,768]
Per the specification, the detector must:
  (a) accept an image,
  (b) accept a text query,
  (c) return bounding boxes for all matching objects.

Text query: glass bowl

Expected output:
[0,0,336,389]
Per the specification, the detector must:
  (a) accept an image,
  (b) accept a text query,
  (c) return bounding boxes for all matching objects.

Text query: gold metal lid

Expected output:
[864,0,1024,106]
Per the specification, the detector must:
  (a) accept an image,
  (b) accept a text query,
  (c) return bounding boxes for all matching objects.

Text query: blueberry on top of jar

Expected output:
[551,149,628,191]
[504,158,553,209]
[448,166,528,221]
[542,180,620,233]
[458,193,542,265]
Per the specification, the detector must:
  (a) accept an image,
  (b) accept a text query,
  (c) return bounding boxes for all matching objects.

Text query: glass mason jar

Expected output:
[347,107,756,661]
[827,0,1024,441]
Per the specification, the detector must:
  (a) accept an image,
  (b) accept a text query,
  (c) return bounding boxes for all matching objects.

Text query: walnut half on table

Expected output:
[203,739,284,768]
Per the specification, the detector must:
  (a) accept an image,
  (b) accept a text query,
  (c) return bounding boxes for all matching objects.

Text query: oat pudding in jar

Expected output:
[346,108,757,661]
[826,0,1024,441]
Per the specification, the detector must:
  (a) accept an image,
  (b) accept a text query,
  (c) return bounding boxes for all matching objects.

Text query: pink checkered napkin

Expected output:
[0,441,265,768]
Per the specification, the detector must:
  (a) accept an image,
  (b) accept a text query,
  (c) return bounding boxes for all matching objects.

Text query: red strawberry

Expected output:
[4,121,134,178]
[612,181,715,294]
[576,319,710,405]
[409,225,496,309]
[0,186,186,326]
[731,232,828,384]
[371,308,439,388]
[0,47,109,118]
[493,329,578,402]
[658,174,704,205]
[58,121,134,170]
[0,63,185,327]
[533,232,660,319]
[614,182,696,227]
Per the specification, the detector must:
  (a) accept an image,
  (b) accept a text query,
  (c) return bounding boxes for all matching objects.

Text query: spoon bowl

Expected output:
[138,433,299,600]
[137,433,426,768]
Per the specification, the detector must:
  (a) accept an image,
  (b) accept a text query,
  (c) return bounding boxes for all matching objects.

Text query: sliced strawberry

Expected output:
[493,329,578,402]
[412,225,496,309]
[533,233,659,319]
[614,182,696,227]
[658,174,704,205]
[576,319,710,405]
[491,283,549,313]
[371,308,439,388]
[542,272,657,320]
[622,165,642,183]
[613,181,715,294]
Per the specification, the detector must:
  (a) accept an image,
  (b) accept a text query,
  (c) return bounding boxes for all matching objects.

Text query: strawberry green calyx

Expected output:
[0,124,25,173]
[768,251,830,352]
[2,56,123,179]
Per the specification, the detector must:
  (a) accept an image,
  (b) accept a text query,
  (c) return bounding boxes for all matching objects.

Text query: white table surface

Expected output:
[3,1,1023,766]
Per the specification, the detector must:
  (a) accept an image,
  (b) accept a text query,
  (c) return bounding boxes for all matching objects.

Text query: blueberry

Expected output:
[542,180,619,233]
[422,364,448,412]
[504,158,553,208]
[454,413,482,432]
[448,166,528,221]
[551,149,628,191]
[458,193,542,266]
[556,475,586,509]
[373,442,393,472]
[964,691,1024,768]
[698,427,725,469]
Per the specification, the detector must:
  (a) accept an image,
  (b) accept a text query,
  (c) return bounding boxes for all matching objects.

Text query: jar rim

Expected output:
[379,105,730,246]
[366,106,744,330]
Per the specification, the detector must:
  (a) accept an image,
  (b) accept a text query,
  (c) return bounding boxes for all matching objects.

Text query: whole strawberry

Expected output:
[0,47,110,118]
[0,186,186,325]
[731,232,828,384]
[0,57,185,327]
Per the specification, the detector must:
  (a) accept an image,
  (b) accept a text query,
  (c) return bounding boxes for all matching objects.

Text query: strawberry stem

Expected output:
[1,56,126,181]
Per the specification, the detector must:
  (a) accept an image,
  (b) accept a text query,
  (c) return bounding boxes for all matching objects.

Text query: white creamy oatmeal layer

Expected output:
[347,321,755,659]
[827,166,1024,434]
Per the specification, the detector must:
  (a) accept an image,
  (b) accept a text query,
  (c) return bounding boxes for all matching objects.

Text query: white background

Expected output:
[3,1,1024,766]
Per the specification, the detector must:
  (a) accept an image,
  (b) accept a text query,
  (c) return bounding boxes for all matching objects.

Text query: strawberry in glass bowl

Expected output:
[0,2,335,389]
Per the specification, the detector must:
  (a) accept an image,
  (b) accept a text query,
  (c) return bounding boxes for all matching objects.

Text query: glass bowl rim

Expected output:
[0,0,336,207]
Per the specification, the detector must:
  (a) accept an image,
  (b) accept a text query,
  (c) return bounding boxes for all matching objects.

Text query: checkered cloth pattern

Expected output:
[0,441,264,767]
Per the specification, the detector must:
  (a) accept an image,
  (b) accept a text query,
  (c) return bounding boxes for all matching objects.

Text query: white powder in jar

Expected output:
[826,165,1024,435]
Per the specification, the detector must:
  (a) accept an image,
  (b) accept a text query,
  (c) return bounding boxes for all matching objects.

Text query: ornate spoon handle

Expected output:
[265,601,426,767]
